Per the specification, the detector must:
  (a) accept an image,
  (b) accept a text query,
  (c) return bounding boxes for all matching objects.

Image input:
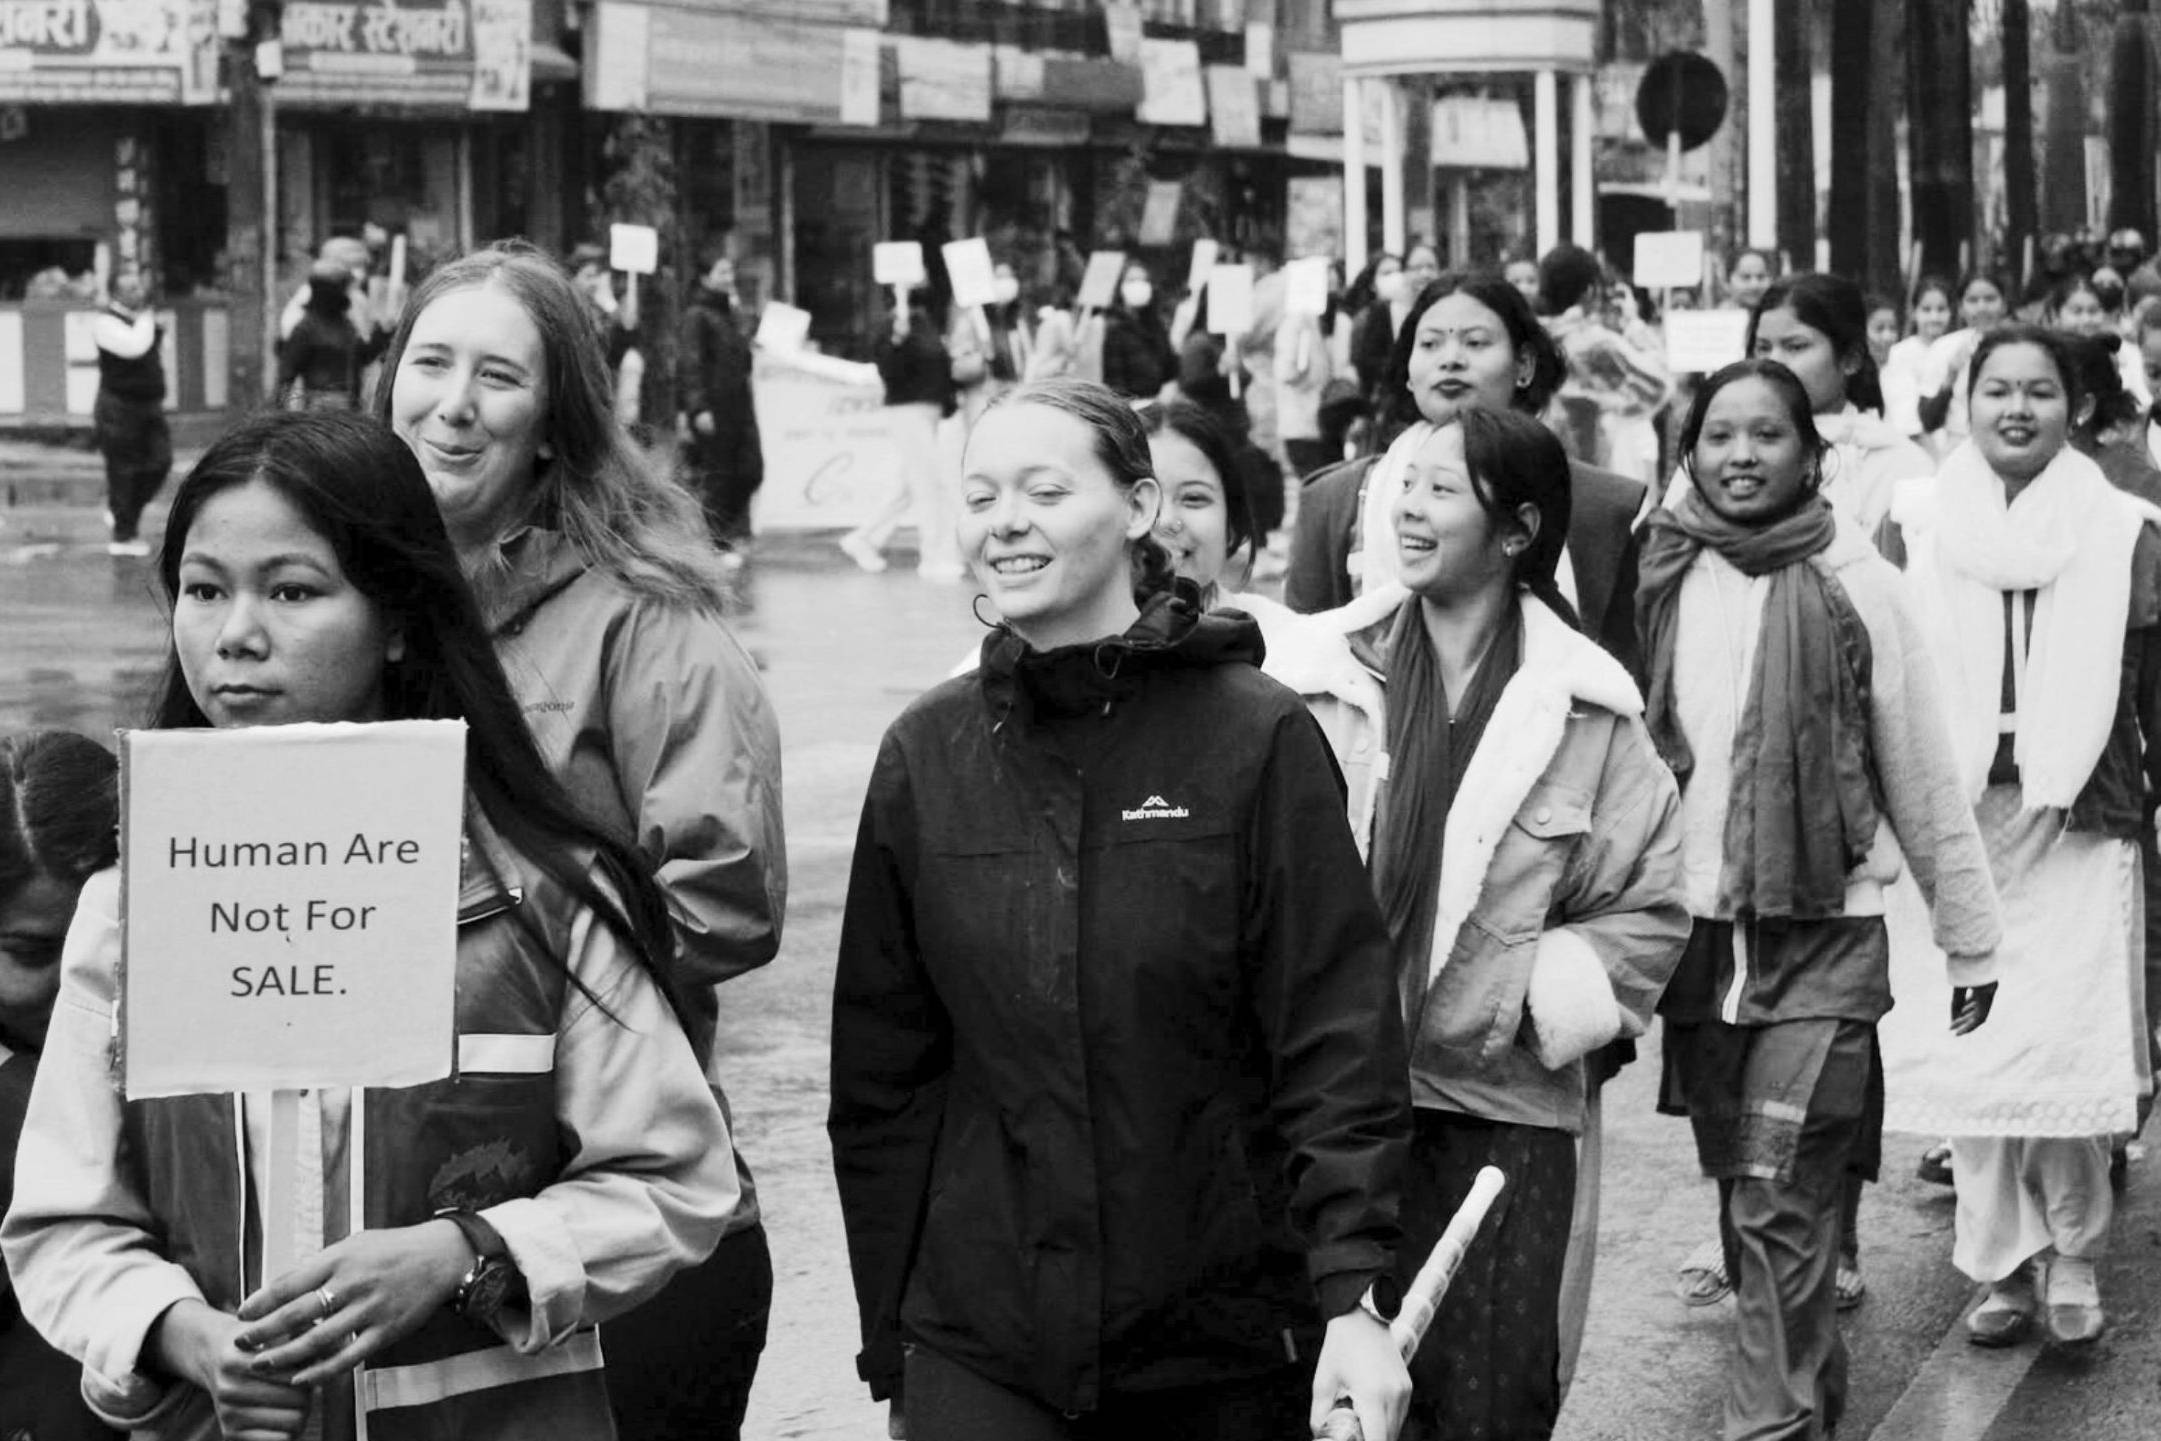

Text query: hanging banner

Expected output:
[0,0,222,104]
[1286,176,1344,261]
[838,28,881,127]
[120,722,466,1100]
[1663,308,1751,373]
[1139,181,1183,248]
[1137,38,1205,128]
[750,352,907,532]
[1205,65,1261,148]
[468,0,531,112]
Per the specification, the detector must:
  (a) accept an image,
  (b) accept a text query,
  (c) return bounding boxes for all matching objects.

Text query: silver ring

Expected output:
[317,1286,337,1316]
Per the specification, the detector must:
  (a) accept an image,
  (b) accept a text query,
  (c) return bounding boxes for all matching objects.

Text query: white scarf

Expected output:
[1355,420,1436,596]
[1905,441,2142,806]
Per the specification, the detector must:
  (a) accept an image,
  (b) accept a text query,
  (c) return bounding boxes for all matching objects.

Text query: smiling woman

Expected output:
[373,244,786,1441]
[834,377,1418,1441]
[1892,325,2161,1353]
[1639,359,2002,1435]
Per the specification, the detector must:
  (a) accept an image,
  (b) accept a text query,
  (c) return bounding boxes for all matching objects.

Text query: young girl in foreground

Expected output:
[2,411,736,1441]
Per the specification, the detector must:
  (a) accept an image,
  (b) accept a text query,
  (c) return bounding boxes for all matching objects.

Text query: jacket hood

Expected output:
[978,580,1263,724]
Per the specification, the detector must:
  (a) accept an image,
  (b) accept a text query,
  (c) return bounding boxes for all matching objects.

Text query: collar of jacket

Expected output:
[975,580,1263,727]
[1362,594,1643,991]
[457,804,529,927]
[472,525,588,635]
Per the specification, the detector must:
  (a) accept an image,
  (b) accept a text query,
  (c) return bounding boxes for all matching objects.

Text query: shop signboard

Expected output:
[895,35,990,124]
[1035,56,1141,114]
[586,1,848,123]
[279,0,476,107]
[837,28,879,125]
[0,0,222,104]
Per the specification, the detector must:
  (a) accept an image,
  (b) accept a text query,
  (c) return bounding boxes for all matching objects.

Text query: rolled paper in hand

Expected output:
[1310,1166,1508,1441]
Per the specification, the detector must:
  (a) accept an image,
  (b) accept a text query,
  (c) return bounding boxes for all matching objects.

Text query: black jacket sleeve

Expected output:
[1284,461,1366,614]
[828,737,950,1404]
[678,305,720,419]
[1243,704,1410,1317]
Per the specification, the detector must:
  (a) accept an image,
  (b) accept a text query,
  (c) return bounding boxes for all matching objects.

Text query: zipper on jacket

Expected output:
[1721,919,1751,1025]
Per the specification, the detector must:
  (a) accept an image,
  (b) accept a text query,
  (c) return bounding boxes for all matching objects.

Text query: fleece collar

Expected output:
[1401,597,1642,992]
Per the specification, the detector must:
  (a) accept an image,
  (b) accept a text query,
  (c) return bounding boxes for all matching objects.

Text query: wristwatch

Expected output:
[1357,1275,1403,1327]
[435,1208,524,1324]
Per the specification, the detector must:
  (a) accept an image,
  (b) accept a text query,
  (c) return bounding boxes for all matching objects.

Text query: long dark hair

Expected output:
[1455,406,1578,629]
[1380,271,1569,437]
[1747,272,1887,415]
[1139,399,1255,564]
[149,410,685,1022]
[1678,359,1832,512]
[980,378,1176,600]
[0,731,118,902]
[2066,333,2142,440]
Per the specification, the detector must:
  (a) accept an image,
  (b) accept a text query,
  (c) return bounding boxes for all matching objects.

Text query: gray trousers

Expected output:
[1713,1030,1869,1441]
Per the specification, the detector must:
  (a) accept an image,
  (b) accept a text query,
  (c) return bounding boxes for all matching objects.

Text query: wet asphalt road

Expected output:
[4,491,2159,1441]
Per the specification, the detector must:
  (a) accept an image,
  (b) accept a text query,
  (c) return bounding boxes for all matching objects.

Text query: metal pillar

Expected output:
[1748,0,1776,249]
[1344,76,1368,273]
[1534,69,1559,256]
[1380,79,1406,257]
[1571,71,1595,245]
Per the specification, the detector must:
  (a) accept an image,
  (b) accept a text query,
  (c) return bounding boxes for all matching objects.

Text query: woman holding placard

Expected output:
[2,410,737,1441]
[374,241,785,1441]
[0,731,121,1441]
[831,378,1414,1441]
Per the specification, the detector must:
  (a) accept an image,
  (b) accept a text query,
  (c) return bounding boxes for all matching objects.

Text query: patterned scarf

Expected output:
[1638,490,1878,919]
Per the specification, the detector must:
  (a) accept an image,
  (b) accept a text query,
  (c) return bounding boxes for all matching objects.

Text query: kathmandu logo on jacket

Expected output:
[1122,794,1191,821]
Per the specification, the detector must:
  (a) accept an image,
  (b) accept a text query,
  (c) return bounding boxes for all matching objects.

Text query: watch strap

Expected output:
[434,1207,509,1264]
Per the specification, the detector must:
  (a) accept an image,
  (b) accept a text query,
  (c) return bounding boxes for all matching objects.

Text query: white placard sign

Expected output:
[873,241,927,289]
[755,301,813,353]
[1634,230,1706,290]
[120,722,466,1099]
[1284,256,1332,317]
[1077,249,1127,311]
[1185,238,1220,297]
[610,223,659,275]
[942,238,998,309]
[1206,263,1255,335]
[1663,308,1753,374]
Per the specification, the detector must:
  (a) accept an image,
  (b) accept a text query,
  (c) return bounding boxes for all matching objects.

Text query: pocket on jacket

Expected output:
[1419,914,1533,1056]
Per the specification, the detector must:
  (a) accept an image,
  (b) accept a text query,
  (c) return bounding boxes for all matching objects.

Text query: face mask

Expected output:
[1375,272,1406,305]
[991,276,1020,306]
[1121,282,1154,309]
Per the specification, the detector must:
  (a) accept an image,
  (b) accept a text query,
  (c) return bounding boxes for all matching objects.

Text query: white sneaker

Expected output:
[839,532,888,573]
[107,539,151,558]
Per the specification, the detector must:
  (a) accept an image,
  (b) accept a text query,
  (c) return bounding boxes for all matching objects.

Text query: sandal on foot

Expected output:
[1967,1267,2038,1348]
[1676,1240,1732,1307]
[1917,1142,1954,1187]
[1836,1263,1867,1311]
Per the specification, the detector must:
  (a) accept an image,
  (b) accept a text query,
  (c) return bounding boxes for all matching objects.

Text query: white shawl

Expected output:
[1903,441,2144,807]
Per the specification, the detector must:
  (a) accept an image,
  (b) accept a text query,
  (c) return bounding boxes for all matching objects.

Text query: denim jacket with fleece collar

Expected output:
[1273,590,1691,1134]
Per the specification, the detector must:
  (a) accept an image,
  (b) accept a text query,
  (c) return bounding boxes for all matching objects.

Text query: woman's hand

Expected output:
[1951,982,1999,1036]
[146,1299,310,1441]
[233,1220,474,1385]
[1309,1309,1411,1441]
[887,1401,907,1439]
